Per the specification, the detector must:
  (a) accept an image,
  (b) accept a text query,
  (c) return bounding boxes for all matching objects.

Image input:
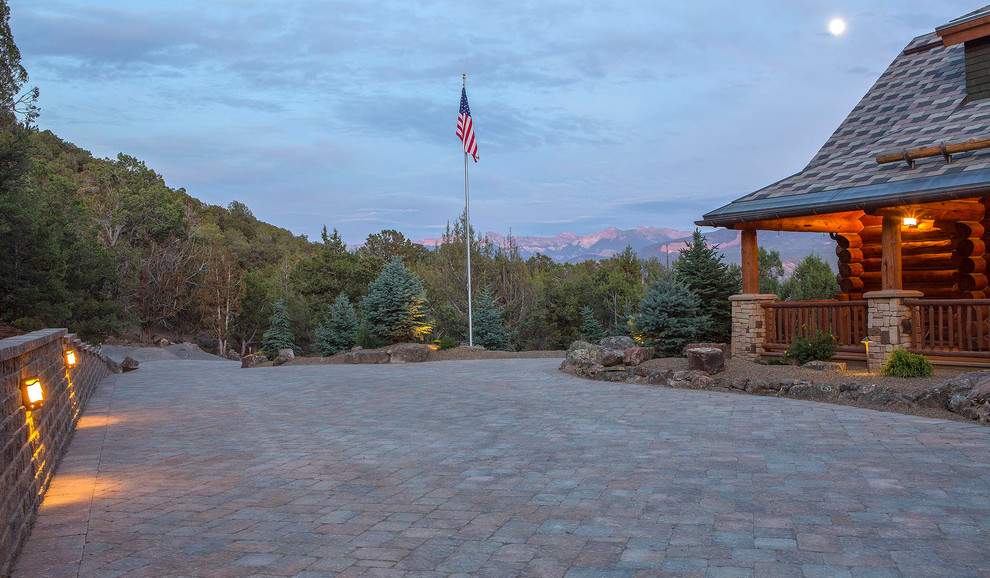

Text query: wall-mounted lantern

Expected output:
[20,377,44,410]
[65,349,77,368]
[902,216,918,228]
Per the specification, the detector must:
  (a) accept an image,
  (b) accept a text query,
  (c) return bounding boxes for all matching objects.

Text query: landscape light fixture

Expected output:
[20,377,44,411]
[902,216,918,228]
[65,349,77,368]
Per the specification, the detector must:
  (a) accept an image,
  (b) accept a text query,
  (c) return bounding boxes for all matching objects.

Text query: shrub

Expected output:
[436,336,458,350]
[632,277,707,356]
[355,321,385,350]
[579,306,606,343]
[785,329,837,365]
[314,294,359,356]
[261,301,296,358]
[882,350,933,378]
[360,259,431,343]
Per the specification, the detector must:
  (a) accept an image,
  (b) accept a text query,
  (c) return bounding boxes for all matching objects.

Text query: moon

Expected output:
[829,18,847,36]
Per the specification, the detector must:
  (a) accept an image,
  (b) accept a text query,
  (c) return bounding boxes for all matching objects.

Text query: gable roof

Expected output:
[698,24,990,228]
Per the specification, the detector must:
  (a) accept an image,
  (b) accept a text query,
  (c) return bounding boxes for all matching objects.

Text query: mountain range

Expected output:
[417,226,836,271]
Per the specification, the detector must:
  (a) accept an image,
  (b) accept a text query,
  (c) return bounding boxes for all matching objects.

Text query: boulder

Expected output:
[157,338,171,347]
[913,370,989,408]
[686,347,725,374]
[599,336,636,350]
[682,342,730,359]
[389,343,430,363]
[623,347,654,366]
[803,360,846,373]
[226,350,242,361]
[120,356,140,372]
[241,353,268,368]
[105,358,122,374]
[563,341,605,369]
[272,354,290,366]
[344,350,391,364]
[956,378,990,421]
[786,381,837,401]
[278,348,295,361]
[601,348,624,367]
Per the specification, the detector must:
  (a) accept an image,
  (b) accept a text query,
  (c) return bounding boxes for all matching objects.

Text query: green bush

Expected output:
[355,322,385,350]
[314,294,359,356]
[785,330,837,365]
[436,336,458,350]
[882,350,933,378]
[260,301,296,358]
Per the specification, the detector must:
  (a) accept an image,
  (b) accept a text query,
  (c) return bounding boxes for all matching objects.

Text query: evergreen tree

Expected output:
[579,306,606,343]
[758,247,784,296]
[261,300,296,357]
[473,286,511,350]
[361,259,431,343]
[779,254,839,301]
[673,230,740,342]
[632,277,707,356]
[314,294,359,355]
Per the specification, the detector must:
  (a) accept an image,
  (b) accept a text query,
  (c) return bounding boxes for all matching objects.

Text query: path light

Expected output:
[65,349,77,368]
[21,377,44,410]
[902,216,918,228]
[861,339,872,361]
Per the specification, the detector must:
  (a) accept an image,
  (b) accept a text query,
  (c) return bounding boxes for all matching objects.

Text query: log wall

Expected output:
[835,199,989,299]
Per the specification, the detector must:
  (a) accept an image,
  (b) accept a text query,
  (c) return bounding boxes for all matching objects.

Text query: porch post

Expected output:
[730,229,777,361]
[880,216,902,290]
[864,289,922,372]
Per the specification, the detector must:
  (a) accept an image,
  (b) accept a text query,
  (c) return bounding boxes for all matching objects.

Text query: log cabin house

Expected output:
[697,7,990,370]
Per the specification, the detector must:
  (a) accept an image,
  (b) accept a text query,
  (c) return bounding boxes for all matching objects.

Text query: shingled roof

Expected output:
[698,15,990,228]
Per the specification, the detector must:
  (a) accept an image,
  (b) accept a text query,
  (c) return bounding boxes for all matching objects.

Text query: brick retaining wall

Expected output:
[0,329,116,576]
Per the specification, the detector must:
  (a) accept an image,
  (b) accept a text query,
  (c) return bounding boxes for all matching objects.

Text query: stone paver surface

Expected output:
[12,359,990,577]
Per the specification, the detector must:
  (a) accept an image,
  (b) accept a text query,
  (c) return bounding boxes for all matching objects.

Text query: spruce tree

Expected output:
[473,286,511,350]
[361,259,431,343]
[673,230,740,343]
[779,254,839,301]
[632,277,707,356]
[314,294,359,356]
[261,300,296,358]
[580,306,606,343]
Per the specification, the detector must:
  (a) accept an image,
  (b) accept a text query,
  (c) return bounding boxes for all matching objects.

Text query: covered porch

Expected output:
[727,197,990,370]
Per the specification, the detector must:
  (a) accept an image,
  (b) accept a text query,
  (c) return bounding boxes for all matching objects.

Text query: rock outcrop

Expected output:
[241,353,268,368]
[914,370,990,423]
[120,356,140,372]
[388,343,430,363]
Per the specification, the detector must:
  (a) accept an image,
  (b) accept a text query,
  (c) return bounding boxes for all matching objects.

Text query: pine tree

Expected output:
[261,300,296,357]
[361,259,431,343]
[579,306,606,343]
[473,286,511,350]
[314,294,359,356]
[779,254,839,301]
[673,230,740,343]
[632,277,707,356]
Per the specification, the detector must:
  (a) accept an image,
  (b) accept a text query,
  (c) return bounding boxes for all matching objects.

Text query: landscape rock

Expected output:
[278,348,295,362]
[913,370,989,408]
[241,353,268,368]
[601,348,625,367]
[105,358,122,374]
[599,336,636,350]
[623,347,654,366]
[686,347,725,374]
[730,378,748,390]
[158,338,171,347]
[120,357,140,372]
[344,350,391,364]
[803,360,846,373]
[389,343,430,363]
[565,341,605,366]
[682,342,730,359]
[226,351,242,361]
[785,381,836,401]
[272,354,290,366]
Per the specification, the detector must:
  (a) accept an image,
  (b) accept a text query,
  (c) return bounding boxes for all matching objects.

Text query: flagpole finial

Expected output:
[462,73,466,87]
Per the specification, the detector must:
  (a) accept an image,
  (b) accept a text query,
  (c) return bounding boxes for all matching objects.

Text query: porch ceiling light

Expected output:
[65,349,77,368]
[21,377,44,411]
[902,216,918,227]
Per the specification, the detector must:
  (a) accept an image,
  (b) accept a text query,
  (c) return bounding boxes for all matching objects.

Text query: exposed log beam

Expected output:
[875,138,990,165]
[868,201,986,222]
[734,216,864,233]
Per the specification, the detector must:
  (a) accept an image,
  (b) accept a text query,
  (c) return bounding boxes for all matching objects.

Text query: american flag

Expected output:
[457,87,479,162]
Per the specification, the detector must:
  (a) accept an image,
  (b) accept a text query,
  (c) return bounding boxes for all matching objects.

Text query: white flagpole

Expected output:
[463,74,474,347]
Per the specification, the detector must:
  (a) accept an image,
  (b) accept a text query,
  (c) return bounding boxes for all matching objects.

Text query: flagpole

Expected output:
[463,73,474,347]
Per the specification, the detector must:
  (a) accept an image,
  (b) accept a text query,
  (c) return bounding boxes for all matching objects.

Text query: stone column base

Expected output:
[729,294,778,362]
[863,290,923,373]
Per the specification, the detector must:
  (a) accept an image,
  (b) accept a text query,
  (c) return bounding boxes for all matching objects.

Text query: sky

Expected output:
[13,0,982,244]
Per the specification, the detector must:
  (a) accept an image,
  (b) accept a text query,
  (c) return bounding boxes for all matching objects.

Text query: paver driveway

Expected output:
[13,359,990,577]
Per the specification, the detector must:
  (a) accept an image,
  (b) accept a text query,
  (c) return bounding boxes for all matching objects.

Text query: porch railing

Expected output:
[905,299,990,358]
[762,300,869,354]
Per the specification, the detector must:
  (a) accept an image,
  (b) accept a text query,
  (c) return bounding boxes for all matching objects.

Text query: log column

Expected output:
[880,216,902,291]
[730,229,777,361]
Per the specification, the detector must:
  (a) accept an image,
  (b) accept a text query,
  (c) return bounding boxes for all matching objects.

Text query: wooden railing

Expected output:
[906,299,990,358]
[762,300,869,354]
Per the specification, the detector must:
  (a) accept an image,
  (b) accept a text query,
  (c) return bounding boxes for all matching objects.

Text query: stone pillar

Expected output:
[864,290,922,372]
[729,294,777,362]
